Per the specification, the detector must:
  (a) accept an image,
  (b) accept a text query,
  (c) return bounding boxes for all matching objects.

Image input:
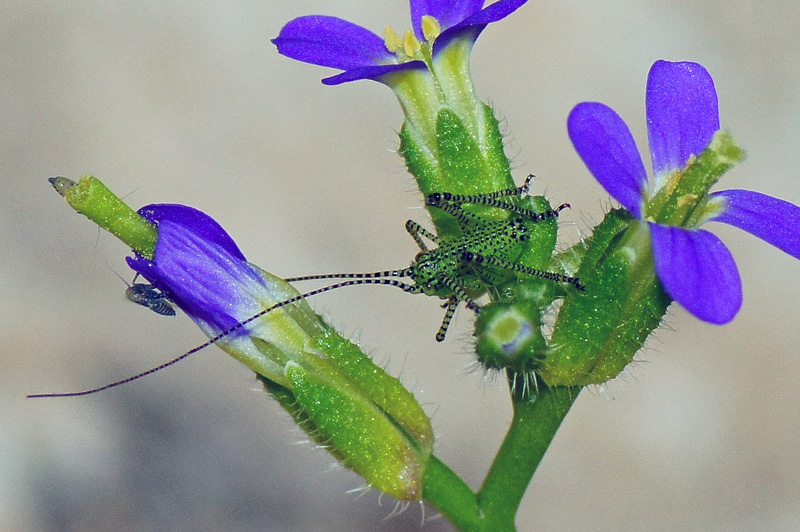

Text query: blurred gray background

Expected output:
[3,1,799,531]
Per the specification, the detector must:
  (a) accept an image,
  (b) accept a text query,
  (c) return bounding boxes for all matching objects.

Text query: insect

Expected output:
[126,276,176,316]
[284,173,583,341]
[28,174,581,398]
[112,269,176,316]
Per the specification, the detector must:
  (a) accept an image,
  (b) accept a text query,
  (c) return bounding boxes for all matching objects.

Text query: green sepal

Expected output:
[481,104,515,195]
[259,375,360,469]
[647,130,745,226]
[258,376,336,452]
[436,108,489,193]
[540,210,671,385]
[308,330,434,454]
[399,104,515,238]
[258,330,434,501]
[517,195,559,270]
[399,118,439,193]
[283,361,430,501]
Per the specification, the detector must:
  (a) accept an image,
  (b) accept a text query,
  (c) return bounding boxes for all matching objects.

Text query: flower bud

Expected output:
[50,178,434,500]
[475,301,547,376]
[125,204,434,499]
[262,329,433,500]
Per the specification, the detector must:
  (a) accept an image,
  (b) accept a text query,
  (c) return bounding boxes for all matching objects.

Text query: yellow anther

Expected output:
[402,29,421,58]
[384,26,402,53]
[677,193,699,208]
[421,16,442,42]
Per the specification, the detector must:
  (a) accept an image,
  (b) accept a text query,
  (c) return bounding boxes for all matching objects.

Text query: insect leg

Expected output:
[435,297,459,342]
[459,250,585,291]
[426,175,570,223]
[430,192,569,224]
[426,198,489,230]
[425,175,534,206]
[520,202,571,223]
[405,219,438,251]
[424,271,484,342]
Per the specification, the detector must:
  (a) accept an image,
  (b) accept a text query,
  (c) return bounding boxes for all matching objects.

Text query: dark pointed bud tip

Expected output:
[49,176,77,197]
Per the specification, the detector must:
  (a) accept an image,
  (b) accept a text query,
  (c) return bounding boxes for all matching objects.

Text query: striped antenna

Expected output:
[27,269,418,398]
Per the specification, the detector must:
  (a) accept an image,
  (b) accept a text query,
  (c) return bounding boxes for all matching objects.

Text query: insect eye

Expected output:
[426,193,441,206]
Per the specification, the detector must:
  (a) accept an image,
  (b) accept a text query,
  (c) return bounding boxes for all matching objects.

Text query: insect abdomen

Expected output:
[126,284,177,316]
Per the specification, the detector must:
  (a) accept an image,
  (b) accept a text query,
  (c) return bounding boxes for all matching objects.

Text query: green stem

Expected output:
[422,379,580,531]
[49,175,158,259]
[477,378,581,530]
[423,456,482,531]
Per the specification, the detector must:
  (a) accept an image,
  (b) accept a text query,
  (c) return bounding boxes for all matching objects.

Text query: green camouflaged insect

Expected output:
[285,174,584,341]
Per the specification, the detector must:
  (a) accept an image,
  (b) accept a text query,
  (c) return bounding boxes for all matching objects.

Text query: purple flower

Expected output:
[121,204,434,496]
[126,204,262,334]
[272,0,527,86]
[126,204,325,384]
[568,60,800,324]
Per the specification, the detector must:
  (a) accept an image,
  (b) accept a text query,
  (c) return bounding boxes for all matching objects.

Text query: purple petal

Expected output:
[129,219,268,336]
[649,223,742,324]
[126,204,268,335]
[709,189,800,259]
[433,0,528,53]
[411,0,484,39]
[272,16,392,70]
[568,102,647,219]
[646,60,720,179]
[125,254,162,292]
[322,60,427,86]
[136,204,246,261]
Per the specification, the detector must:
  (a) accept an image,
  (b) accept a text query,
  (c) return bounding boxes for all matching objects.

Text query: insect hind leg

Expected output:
[425,175,532,209]
[426,174,569,224]
[460,250,585,291]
